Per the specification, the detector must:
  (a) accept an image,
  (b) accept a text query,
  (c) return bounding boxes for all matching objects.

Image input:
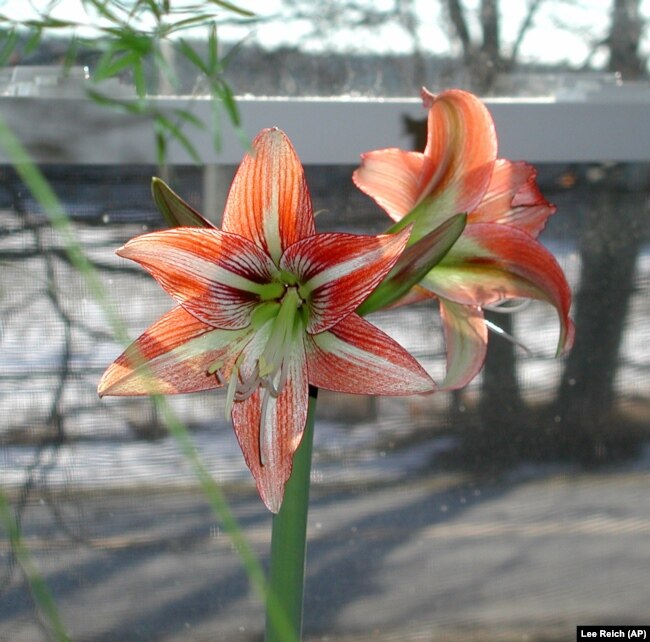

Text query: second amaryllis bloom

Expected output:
[98,128,435,513]
[353,88,575,390]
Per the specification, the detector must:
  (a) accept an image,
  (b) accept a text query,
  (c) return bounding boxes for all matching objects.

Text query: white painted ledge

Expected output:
[1,95,649,164]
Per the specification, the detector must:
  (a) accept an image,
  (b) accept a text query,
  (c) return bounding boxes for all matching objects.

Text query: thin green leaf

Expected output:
[132,58,147,97]
[206,0,255,18]
[214,79,240,126]
[155,128,166,165]
[151,177,214,228]
[221,34,248,69]
[23,17,77,28]
[153,44,179,93]
[94,49,140,82]
[85,89,147,115]
[0,28,18,66]
[155,114,202,164]
[177,38,209,75]
[81,0,124,25]
[0,115,277,640]
[140,0,162,21]
[0,491,71,642]
[115,30,153,56]
[164,13,222,35]
[357,214,467,316]
[208,22,219,73]
[173,108,205,129]
[62,35,79,70]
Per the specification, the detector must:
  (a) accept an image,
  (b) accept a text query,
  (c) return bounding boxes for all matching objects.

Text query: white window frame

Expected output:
[1,92,650,165]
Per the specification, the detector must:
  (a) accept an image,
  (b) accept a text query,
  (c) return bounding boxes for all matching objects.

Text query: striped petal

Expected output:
[352,148,428,222]
[353,89,497,241]
[117,228,278,330]
[439,298,488,390]
[418,88,497,215]
[469,159,556,237]
[305,313,435,395]
[424,224,574,356]
[282,227,411,333]
[97,306,250,396]
[221,128,315,264]
[231,333,308,513]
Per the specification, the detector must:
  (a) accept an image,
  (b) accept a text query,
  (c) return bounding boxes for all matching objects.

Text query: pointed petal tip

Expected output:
[420,86,436,108]
[260,486,284,514]
[96,369,114,398]
[557,317,576,358]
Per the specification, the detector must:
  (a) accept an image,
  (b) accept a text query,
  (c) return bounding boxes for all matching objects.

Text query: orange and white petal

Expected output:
[438,298,488,390]
[221,128,315,264]
[354,89,497,241]
[384,284,437,310]
[117,228,277,330]
[231,334,309,513]
[282,228,411,333]
[97,306,250,396]
[469,159,556,237]
[352,149,427,222]
[424,224,574,356]
[305,313,435,395]
[419,89,497,214]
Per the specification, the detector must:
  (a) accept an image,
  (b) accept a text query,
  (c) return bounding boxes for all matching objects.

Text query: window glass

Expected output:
[220,0,650,97]
[1,161,649,640]
[2,1,648,98]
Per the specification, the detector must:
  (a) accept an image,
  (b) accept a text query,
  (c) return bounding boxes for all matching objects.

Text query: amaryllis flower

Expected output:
[353,88,574,390]
[98,128,434,512]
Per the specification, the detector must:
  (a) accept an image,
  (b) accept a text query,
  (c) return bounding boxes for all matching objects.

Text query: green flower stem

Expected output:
[0,490,71,642]
[264,386,318,642]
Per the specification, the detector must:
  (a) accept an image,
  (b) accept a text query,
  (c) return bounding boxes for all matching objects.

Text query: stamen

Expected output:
[208,360,224,376]
[224,367,240,418]
[483,299,532,314]
[484,319,534,356]
[258,287,302,379]
[235,363,261,398]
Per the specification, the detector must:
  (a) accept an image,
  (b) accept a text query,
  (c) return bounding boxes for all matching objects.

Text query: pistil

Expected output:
[218,284,306,441]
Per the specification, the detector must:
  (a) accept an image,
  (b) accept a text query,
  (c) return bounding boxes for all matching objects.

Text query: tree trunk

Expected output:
[553,0,647,461]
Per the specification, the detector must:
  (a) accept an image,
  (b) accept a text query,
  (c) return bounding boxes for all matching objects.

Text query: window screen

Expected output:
[1,162,649,641]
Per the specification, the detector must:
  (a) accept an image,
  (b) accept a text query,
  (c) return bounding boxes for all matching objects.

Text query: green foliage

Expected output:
[358,214,467,316]
[151,176,214,227]
[0,112,295,642]
[0,0,255,162]
[0,490,71,642]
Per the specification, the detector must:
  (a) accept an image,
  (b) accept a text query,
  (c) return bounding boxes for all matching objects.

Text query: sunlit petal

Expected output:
[352,148,427,222]
[231,334,308,513]
[424,224,574,356]
[221,128,315,264]
[97,306,249,396]
[354,89,497,241]
[306,313,435,394]
[469,159,556,237]
[117,228,278,330]
[283,228,411,333]
[418,88,497,216]
[438,298,488,390]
